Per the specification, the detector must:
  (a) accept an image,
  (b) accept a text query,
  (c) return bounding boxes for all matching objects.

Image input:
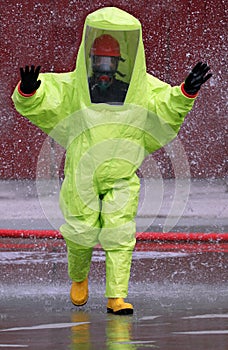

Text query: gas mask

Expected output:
[91,55,119,90]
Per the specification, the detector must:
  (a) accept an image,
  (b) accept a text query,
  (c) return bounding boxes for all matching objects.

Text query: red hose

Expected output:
[0,229,227,242]
[0,241,227,253]
[0,229,62,239]
[136,232,228,242]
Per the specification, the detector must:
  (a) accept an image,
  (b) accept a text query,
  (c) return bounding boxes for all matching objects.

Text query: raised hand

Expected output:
[20,65,41,94]
[184,62,212,95]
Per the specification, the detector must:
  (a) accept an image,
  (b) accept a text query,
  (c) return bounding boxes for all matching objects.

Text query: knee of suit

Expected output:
[98,221,136,251]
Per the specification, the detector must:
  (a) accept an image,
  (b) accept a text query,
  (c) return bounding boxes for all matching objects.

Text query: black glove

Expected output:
[20,65,41,94]
[184,62,212,95]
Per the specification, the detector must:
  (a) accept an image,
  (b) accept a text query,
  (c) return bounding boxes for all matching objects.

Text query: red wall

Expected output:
[1,0,226,179]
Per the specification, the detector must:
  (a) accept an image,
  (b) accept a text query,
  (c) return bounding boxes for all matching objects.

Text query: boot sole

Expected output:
[107,307,133,315]
[71,297,88,307]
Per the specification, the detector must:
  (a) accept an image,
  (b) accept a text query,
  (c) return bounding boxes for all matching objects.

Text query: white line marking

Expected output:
[182,314,228,319]
[173,330,228,335]
[140,315,161,321]
[0,346,28,348]
[115,340,156,344]
[0,322,90,332]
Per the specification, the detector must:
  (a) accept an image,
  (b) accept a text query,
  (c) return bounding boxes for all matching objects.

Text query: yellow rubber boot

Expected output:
[70,277,88,306]
[107,298,133,315]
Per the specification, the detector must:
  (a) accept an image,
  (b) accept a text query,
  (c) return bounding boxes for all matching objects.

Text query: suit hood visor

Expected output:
[85,27,140,101]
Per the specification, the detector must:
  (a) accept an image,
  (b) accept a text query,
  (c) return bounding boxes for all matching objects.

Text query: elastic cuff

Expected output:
[181,83,198,99]
[18,82,36,97]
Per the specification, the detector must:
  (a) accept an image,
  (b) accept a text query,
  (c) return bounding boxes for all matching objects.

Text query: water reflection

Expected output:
[106,315,137,350]
[70,312,137,350]
[71,312,91,350]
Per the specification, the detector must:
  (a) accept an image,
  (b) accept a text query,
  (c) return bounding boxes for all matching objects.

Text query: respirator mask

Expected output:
[92,55,119,90]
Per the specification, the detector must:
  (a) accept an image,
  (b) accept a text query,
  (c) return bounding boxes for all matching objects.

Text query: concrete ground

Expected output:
[0,240,228,350]
[0,178,227,349]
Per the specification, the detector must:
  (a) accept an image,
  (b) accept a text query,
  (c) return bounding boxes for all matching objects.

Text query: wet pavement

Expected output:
[0,240,228,349]
[0,178,227,348]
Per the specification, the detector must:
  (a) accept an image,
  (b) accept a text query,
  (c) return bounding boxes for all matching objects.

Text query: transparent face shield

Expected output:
[92,56,119,75]
[85,27,139,103]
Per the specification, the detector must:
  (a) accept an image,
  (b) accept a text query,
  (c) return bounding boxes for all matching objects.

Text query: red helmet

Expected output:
[90,34,120,57]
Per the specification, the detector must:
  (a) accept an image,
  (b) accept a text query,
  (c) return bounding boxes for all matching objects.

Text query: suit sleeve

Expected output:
[12,72,77,147]
[144,74,196,154]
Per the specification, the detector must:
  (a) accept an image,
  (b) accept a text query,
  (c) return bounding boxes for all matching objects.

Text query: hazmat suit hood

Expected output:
[74,7,148,107]
[12,6,195,154]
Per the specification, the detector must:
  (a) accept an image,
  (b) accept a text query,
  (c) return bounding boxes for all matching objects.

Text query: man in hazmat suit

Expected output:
[12,7,212,315]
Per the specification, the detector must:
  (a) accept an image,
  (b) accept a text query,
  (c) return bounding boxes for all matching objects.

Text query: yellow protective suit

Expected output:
[12,7,196,298]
